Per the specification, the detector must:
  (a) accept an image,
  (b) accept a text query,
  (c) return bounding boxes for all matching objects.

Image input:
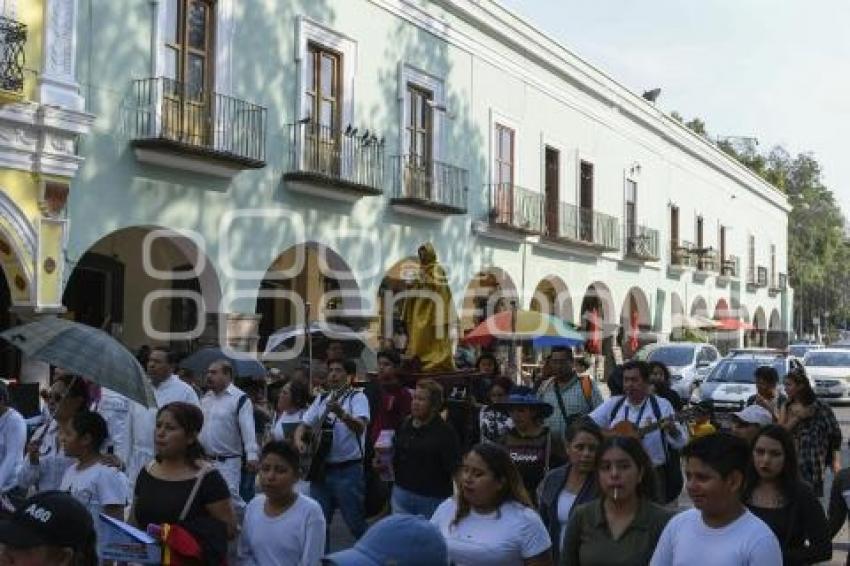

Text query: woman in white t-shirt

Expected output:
[430,443,553,566]
[271,380,311,442]
[238,441,326,566]
[59,410,129,559]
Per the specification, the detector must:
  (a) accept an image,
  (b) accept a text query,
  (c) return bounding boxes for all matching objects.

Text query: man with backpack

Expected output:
[589,359,688,503]
[536,346,604,439]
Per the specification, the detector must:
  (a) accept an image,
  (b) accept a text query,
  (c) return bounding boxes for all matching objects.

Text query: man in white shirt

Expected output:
[589,360,687,502]
[0,383,26,504]
[296,359,370,548]
[199,359,258,509]
[650,432,782,565]
[120,346,199,486]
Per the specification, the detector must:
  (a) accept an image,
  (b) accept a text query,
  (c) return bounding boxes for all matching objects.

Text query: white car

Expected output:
[804,349,850,403]
[642,343,721,399]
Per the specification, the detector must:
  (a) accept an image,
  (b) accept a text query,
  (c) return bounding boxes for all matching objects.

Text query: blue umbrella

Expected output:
[179,347,267,380]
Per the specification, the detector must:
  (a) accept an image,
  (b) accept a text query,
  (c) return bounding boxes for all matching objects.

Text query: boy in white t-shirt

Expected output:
[650,432,781,566]
[59,410,129,557]
[238,441,325,566]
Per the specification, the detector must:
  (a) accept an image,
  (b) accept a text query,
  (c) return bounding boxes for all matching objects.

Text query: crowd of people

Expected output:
[0,340,846,565]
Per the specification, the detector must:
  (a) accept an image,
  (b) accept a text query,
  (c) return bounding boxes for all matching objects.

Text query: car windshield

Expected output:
[647,347,694,367]
[707,359,786,384]
[804,352,850,367]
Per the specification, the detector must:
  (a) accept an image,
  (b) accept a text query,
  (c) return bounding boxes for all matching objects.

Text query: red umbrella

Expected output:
[628,309,640,353]
[586,308,601,354]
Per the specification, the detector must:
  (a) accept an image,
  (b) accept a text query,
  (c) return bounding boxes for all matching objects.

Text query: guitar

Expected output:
[610,406,699,439]
[300,385,353,480]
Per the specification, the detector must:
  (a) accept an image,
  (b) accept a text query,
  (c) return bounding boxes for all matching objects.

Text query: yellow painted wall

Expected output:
[20,0,43,101]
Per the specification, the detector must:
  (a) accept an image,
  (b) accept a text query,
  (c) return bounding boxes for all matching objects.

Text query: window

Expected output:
[406,83,433,165]
[748,235,756,283]
[696,216,704,249]
[162,0,215,145]
[305,44,341,131]
[625,179,637,239]
[579,161,594,241]
[719,225,727,263]
[544,147,560,236]
[670,206,679,247]
[494,124,514,187]
[770,244,776,286]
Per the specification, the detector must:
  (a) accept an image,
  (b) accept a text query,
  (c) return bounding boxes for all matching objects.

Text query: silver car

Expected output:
[644,343,721,398]
[804,349,850,403]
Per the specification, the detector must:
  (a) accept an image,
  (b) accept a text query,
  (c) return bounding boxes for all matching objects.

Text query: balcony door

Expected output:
[494,124,515,223]
[579,161,594,241]
[163,0,215,146]
[625,179,637,250]
[544,147,559,236]
[305,43,342,175]
[405,84,433,199]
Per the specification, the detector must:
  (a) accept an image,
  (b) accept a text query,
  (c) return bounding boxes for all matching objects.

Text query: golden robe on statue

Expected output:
[402,243,455,372]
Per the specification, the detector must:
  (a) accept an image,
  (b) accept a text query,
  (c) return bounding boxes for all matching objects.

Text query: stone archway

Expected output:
[620,286,651,356]
[63,226,223,355]
[767,308,785,349]
[256,242,364,351]
[460,267,519,333]
[690,296,708,318]
[530,276,573,324]
[752,307,768,348]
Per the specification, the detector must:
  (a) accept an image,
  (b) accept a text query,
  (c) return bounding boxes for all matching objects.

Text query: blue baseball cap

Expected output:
[323,514,448,566]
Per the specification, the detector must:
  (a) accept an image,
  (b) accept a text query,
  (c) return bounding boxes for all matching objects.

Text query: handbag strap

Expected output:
[179,464,213,522]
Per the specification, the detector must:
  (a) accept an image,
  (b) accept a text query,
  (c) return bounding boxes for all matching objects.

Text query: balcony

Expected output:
[486,183,543,235]
[720,255,739,278]
[389,154,468,218]
[541,202,620,251]
[284,122,384,201]
[129,77,267,177]
[769,272,786,296]
[669,241,696,272]
[694,247,719,274]
[757,266,769,288]
[624,224,660,261]
[746,264,757,291]
[0,16,25,95]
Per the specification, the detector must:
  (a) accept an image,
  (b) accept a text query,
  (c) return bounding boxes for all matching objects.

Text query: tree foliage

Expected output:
[673,112,848,336]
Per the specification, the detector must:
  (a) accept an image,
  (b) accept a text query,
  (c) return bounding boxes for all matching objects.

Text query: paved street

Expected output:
[327,403,850,563]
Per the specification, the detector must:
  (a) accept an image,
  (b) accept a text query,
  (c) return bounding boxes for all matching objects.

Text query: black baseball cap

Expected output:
[0,491,94,549]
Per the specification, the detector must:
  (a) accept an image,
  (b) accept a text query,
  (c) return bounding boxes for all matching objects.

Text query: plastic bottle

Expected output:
[374,429,395,482]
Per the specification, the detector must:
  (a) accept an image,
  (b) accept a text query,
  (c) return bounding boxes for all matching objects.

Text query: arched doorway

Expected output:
[670,292,685,340]
[712,298,737,354]
[579,282,616,377]
[64,226,222,357]
[752,307,768,348]
[767,308,785,349]
[375,256,421,350]
[620,287,651,357]
[460,268,518,334]
[256,242,363,351]
[530,276,573,324]
[690,296,708,318]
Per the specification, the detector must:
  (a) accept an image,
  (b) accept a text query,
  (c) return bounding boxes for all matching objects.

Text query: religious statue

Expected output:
[402,243,455,372]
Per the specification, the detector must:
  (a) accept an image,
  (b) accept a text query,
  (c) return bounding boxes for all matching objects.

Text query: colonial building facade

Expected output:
[0,0,93,379]
[51,0,789,365]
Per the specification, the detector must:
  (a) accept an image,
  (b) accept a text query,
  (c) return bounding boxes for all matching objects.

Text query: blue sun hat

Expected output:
[491,385,554,418]
[323,514,448,566]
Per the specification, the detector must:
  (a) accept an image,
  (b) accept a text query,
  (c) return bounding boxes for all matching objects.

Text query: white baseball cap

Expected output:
[732,405,773,426]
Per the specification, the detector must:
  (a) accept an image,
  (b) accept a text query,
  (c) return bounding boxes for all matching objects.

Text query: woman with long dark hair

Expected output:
[130,402,236,564]
[479,377,514,443]
[744,425,831,565]
[647,361,683,411]
[430,443,553,565]
[537,418,602,563]
[271,379,311,443]
[563,436,672,566]
[779,369,842,496]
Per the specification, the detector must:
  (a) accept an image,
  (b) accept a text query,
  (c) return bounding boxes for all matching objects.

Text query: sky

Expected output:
[497,0,850,215]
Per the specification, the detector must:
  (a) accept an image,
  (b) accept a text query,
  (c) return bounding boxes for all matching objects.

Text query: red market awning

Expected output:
[716,318,754,331]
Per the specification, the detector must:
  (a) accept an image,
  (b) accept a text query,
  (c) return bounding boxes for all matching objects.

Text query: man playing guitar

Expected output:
[588,360,688,503]
[295,359,370,549]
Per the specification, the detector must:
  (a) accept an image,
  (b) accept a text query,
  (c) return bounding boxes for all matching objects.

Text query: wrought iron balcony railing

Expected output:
[390,154,468,214]
[0,16,26,93]
[285,122,384,193]
[670,241,696,268]
[544,202,619,250]
[488,183,543,234]
[625,224,660,260]
[130,77,267,166]
[757,266,769,287]
[721,255,739,277]
[695,248,719,272]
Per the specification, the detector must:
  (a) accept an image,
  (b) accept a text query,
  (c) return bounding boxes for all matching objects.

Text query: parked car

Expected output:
[788,343,823,360]
[803,348,850,403]
[690,354,811,423]
[641,343,721,398]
